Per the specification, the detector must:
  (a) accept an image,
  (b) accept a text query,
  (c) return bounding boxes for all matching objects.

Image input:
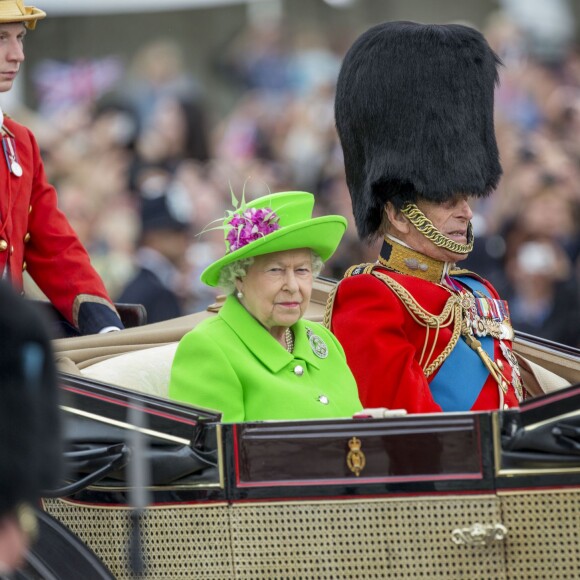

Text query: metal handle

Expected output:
[451,523,508,546]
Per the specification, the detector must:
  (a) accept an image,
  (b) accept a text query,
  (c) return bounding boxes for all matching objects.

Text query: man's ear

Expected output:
[385,202,410,235]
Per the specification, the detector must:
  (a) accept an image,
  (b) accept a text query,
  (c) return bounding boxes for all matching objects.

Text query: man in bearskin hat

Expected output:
[327,21,524,412]
[0,280,61,573]
[0,0,123,335]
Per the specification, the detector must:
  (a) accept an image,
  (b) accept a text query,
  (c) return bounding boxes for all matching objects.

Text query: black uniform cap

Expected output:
[335,21,502,240]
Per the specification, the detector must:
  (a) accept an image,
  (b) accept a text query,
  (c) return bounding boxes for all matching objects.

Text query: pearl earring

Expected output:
[237,291,243,300]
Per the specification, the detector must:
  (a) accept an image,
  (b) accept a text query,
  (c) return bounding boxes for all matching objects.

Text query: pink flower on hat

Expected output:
[226,207,280,252]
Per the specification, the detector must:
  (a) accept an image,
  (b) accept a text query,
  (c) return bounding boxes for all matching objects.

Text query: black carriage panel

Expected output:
[51,374,224,503]
[227,413,495,500]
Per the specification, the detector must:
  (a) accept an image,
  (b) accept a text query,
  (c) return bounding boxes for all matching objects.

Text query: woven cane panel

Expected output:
[230,496,506,579]
[501,489,580,580]
[43,498,234,579]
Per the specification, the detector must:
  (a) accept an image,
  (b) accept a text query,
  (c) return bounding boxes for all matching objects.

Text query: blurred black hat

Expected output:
[140,185,193,234]
[335,21,502,240]
[0,282,62,516]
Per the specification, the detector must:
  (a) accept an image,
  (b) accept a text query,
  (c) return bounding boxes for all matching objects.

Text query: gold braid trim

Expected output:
[323,283,338,330]
[371,271,455,327]
[401,203,474,254]
[370,270,462,377]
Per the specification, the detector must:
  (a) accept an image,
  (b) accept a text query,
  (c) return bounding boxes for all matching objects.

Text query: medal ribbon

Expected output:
[445,274,509,323]
[2,136,20,176]
[0,131,18,239]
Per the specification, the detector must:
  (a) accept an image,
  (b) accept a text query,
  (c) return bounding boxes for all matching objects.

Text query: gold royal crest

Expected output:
[346,437,366,477]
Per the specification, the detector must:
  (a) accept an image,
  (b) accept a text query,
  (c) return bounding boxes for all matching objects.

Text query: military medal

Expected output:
[306,327,328,359]
[11,160,22,177]
[2,135,22,177]
[452,283,513,341]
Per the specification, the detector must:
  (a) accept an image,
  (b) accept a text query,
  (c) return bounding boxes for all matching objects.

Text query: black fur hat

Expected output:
[335,21,502,240]
[0,282,62,516]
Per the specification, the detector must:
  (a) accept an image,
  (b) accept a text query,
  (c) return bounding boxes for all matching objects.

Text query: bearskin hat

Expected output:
[0,282,62,516]
[335,21,502,240]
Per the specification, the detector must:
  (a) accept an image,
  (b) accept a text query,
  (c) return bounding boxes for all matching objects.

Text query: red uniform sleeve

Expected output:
[330,274,442,413]
[24,127,117,325]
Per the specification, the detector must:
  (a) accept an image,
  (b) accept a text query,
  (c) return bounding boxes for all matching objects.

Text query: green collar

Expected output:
[219,295,322,372]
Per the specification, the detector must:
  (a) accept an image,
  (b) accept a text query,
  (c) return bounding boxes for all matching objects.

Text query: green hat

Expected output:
[201,191,347,287]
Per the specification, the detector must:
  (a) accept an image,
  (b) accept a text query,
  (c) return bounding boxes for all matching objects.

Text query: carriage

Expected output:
[35,278,580,579]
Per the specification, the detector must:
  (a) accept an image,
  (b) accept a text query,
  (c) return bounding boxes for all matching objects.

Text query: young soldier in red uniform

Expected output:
[328,21,524,413]
[0,1,123,334]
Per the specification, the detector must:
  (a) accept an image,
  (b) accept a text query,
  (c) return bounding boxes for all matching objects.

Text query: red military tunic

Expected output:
[328,240,522,414]
[0,116,121,333]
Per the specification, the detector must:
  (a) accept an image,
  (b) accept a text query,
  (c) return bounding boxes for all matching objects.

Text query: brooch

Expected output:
[306,327,328,359]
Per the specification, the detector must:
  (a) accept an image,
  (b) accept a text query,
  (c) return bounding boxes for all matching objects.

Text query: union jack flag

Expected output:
[32,57,124,115]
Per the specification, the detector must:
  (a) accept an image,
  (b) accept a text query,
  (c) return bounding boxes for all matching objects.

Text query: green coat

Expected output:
[169,295,362,422]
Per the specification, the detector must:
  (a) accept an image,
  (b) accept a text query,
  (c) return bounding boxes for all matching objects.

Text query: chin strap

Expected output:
[401,203,474,254]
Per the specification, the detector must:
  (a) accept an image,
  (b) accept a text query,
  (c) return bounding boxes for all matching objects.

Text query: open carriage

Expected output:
[39,278,580,579]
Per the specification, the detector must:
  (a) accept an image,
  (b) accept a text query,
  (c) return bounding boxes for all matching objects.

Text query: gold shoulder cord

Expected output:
[371,271,462,377]
[323,264,462,377]
[323,284,338,330]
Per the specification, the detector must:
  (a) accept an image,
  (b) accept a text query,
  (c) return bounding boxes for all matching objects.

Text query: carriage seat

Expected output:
[80,342,178,398]
[77,337,575,402]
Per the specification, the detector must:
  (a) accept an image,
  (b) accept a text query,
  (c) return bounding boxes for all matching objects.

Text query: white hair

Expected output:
[218,251,324,294]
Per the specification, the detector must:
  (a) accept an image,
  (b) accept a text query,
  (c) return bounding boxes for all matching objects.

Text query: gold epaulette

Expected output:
[343,263,376,277]
[449,266,484,280]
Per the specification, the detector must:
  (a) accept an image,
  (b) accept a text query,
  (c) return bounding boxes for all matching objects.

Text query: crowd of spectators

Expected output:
[18,8,580,347]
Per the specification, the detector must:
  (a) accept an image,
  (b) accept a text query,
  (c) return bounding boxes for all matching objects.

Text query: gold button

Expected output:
[24,233,30,243]
[0,240,7,251]
[28,204,32,214]
[22,261,27,271]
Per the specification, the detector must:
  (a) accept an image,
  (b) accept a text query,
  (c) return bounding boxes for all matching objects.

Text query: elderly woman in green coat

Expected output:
[168,191,362,422]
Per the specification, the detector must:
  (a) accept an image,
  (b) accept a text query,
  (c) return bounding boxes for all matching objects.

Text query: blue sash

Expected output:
[429,276,495,412]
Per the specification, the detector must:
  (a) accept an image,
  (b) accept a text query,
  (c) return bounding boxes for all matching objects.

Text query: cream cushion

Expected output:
[80,342,179,398]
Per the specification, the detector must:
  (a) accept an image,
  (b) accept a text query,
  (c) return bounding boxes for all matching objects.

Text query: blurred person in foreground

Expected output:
[0,1,123,335]
[169,191,362,422]
[327,21,526,413]
[0,280,61,573]
[117,190,192,324]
